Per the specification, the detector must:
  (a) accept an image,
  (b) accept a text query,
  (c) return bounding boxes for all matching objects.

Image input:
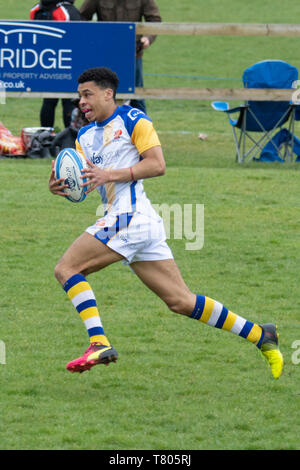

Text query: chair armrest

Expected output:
[211,101,246,114]
[211,101,230,112]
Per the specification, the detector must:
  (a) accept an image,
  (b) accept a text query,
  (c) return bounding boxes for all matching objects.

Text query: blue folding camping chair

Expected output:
[212,60,299,163]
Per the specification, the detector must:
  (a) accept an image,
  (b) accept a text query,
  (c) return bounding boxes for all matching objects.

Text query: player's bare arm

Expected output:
[81,145,165,194]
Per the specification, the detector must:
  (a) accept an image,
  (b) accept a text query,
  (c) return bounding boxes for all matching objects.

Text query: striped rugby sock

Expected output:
[63,273,110,346]
[190,294,264,348]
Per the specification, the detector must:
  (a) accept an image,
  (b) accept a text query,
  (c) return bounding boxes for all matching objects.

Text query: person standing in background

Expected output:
[79,0,162,114]
[30,0,82,128]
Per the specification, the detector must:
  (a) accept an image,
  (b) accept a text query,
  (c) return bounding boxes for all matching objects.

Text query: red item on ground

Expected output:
[0,122,25,156]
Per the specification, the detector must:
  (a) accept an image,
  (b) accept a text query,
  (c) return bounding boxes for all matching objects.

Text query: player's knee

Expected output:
[167,297,188,315]
[54,260,87,286]
[166,291,195,316]
[54,261,65,284]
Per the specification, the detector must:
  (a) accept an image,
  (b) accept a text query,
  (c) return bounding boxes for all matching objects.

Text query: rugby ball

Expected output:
[55,148,89,203]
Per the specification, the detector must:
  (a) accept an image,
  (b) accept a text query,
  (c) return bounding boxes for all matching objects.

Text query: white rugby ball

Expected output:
[55,148,89,203]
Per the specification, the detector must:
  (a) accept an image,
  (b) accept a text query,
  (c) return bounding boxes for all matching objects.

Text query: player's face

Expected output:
[78,81,114,122]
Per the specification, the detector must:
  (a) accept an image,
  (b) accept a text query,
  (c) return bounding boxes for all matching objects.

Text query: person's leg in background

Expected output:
[129,57,147,114]
[40,98,59,127]
[62,99,76,128]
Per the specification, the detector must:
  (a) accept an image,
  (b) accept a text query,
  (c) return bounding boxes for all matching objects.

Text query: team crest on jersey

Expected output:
[113,129,122,140]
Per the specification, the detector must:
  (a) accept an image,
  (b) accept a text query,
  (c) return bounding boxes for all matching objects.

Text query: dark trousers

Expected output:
[40,98,75,128]
[129,57,147,114]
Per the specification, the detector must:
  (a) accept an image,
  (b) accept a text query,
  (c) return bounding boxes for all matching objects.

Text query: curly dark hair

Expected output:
[41,0,75,5]
[77,67,120,100]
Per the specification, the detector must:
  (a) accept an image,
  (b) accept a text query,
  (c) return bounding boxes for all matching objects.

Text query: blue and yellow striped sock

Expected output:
[190,294,264,348]
[63,274,110,346]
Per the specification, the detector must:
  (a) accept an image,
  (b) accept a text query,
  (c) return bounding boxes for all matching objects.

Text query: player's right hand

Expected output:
[49,160,70,196]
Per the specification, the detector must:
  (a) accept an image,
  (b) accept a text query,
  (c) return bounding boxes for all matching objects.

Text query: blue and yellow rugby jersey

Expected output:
[76,105,161,215]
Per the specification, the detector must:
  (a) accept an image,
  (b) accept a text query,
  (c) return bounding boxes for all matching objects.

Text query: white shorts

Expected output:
[86,211,174,265]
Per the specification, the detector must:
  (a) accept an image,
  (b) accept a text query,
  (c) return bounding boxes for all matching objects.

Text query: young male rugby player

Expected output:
[49,67,283,379]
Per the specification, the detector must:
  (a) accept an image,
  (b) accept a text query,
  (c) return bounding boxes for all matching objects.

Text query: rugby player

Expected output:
[49,67,283,379]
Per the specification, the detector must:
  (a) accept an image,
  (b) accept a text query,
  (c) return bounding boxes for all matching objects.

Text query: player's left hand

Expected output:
[81,160,110,194]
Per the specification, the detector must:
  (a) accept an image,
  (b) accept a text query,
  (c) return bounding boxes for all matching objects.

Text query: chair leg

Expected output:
[232,127,242,163]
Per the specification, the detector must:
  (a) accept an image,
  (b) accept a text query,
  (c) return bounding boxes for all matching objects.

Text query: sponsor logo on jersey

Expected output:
[91,153,103,165]
[128,108,143,121]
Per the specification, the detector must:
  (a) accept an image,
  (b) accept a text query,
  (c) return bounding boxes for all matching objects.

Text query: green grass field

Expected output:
[0,0,300,451]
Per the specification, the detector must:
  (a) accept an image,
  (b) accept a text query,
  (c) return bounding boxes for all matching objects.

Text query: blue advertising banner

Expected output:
[0,21,136,94]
